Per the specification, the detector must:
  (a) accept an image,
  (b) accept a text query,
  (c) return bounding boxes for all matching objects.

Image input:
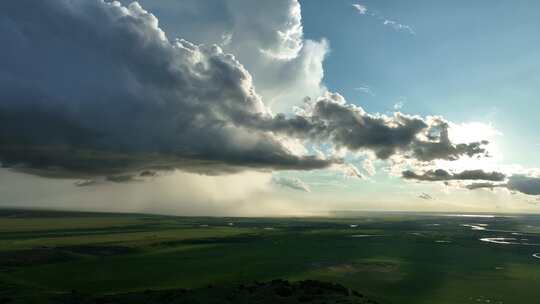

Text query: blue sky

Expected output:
[301,0,540,167]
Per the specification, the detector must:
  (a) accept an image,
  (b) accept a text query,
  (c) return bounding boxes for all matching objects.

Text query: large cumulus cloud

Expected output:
[123,0,328,113]
[0,0,489,178]
[0,0,333,176]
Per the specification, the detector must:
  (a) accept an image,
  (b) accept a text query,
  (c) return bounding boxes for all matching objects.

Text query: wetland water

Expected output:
[459,218,540,258]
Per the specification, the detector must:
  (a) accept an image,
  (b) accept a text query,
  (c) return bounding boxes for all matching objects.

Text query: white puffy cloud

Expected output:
[352,4,368,15]
[382,19,415,35]
[126,0,328,113]
[362,159,376,176]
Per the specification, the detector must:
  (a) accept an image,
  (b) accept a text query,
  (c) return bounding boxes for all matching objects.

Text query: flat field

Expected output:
[1,209,539,303]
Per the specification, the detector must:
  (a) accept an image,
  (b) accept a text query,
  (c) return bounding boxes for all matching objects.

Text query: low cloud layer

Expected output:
[261,93,489,162]
[467,175,540,196]
[418,192,434,200]
[127,0,329,113]
[406,169,540,198]
[272,176,311,192]
[403,169,506,182]
[0,0,488,178]
[508,175,540,195]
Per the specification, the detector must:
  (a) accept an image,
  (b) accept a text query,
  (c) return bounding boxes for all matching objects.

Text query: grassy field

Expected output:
[1,209,540,303]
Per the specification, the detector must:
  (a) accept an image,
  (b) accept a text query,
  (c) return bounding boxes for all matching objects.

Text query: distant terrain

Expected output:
[1,209,540,303]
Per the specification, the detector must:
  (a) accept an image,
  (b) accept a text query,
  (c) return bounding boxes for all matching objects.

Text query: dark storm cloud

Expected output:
[402,169,506,182]
[0,0,334,175]
[0,0,489,178]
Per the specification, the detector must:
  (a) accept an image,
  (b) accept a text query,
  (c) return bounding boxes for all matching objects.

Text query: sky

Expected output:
[0,0,539,216]
[300,0,540,167]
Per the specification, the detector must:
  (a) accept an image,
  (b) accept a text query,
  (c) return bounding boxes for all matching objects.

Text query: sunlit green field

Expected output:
[1,209,540,303]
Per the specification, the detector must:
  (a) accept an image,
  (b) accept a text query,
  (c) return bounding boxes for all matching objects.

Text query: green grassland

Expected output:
[1,209,540,303]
